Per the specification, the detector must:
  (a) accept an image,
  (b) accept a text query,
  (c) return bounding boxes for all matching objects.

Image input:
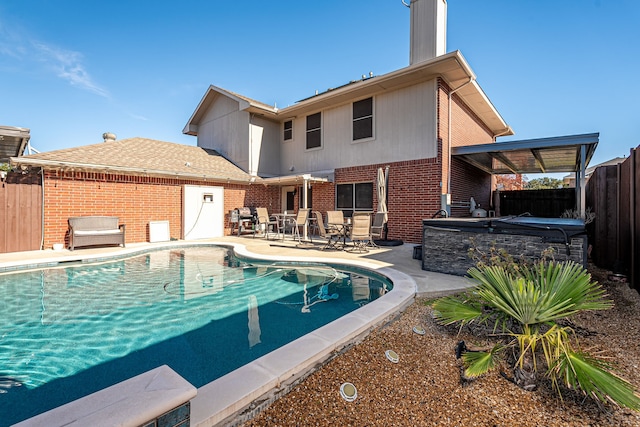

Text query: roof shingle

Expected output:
[11,137,255,183]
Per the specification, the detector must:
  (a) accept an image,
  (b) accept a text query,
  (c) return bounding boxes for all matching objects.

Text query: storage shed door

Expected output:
[182,185,224,239]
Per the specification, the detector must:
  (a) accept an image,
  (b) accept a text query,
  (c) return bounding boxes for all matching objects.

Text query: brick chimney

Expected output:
[409,0,447,65]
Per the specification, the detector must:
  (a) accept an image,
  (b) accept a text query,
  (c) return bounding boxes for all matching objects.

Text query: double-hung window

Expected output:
[352,97,373,141]
[306,112,322,149]
[283,120,293,141]
[336,182,373,217]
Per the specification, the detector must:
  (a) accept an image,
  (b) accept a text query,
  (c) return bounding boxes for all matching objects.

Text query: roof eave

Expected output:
[276,50,511,135]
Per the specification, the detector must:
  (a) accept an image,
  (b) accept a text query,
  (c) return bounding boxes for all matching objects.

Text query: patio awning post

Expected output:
[302,174,310,240]
[577,143,587,218]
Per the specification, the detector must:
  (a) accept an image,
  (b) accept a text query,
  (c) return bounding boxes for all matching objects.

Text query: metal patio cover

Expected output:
[452,133,599,175]
[452,132,599,217]
[0,126,30,164]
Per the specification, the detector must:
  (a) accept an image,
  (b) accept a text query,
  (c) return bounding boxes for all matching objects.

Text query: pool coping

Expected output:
[4,240,417,426]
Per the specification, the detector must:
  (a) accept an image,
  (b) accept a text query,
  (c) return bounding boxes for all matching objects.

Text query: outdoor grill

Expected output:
[230,207,257,235]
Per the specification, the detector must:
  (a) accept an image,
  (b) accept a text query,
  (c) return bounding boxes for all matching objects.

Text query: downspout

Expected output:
[249,114,254,177]
[40,168,45,250]
[446,77,475,204]
[489,128,513,214]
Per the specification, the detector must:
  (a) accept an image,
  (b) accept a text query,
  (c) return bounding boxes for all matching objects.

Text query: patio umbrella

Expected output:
[375,166,402,245]
[377,166,388,223]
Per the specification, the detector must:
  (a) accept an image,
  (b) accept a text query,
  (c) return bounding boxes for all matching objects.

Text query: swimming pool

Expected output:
[0,245,392,425]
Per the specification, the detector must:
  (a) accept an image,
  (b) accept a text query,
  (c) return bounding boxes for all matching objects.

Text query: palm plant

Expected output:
[432,260,640,410]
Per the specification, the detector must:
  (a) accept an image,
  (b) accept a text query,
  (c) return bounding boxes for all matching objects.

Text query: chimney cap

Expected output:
[102,132,116,142]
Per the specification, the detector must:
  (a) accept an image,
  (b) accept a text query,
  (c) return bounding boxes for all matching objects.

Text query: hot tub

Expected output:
[421,216,587,276]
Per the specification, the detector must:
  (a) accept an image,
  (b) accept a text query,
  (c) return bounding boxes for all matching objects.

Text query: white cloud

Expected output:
[129,113,149,121]
[0,15,109,98]
[32,42,110,98]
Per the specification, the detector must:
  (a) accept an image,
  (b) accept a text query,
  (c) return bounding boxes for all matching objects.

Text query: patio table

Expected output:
[273,213,295,240]
[327,220,352,249]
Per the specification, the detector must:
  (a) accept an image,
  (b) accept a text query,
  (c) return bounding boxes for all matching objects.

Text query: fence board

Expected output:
[0,172,43,253]
[587,145,640,291]
[633,148,639,289]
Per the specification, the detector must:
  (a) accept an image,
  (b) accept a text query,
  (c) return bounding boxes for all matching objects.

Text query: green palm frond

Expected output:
[523,261,612,318]
[551,350,640,410]
[431,259,637,410]
[431,295,483,326]
[468,262,612,327]
[462,344,503,378]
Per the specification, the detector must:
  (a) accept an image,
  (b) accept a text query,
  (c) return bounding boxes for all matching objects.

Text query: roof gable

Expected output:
[183,85,278,136]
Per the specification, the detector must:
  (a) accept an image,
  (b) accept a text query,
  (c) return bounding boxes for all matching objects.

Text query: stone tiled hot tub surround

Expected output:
[422,216,588,276]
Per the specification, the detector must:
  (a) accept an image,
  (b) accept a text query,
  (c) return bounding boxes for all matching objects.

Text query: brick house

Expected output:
[181,0,511,242]
[8,0,513,249]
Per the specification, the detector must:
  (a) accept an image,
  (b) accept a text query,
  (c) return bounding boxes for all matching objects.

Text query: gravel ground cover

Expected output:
[244,264,640,426]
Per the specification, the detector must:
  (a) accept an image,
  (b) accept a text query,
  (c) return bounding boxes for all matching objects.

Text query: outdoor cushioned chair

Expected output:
[346,212,371,253]
[314,211,341,250]
[254,207,280,239]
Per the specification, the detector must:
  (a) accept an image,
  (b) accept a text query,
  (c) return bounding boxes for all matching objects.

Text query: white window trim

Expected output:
[351,97,375,144]
[305,112,323,151]
[283,119,294,142]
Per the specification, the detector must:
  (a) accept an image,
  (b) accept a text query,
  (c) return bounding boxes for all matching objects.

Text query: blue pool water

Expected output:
[0,245,391,425]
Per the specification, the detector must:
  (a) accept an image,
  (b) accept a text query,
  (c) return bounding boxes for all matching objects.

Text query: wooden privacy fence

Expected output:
[495,188,575,218]
[586,145,639,291]
[0,171,43,253]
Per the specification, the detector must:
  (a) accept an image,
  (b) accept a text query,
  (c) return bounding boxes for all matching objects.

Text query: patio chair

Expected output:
[326,210,347,244]
[314,211,341,250]
[346,212,371,253]
[285,208,311,243]
[254,207,280,239]
[369,212,387,248]
[326,210,344,227]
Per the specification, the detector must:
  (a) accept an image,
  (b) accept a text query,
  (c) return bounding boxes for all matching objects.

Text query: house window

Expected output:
[353,97,373,141]
[306,112,321,149]
[336,182,373,217]
[283,120,293,141]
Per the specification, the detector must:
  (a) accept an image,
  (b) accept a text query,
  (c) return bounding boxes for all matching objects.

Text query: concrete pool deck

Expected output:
[0,237,474,426]
[0,237,473,298]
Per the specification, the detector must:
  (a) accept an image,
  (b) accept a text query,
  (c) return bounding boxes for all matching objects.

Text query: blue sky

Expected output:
[1,0,639,169]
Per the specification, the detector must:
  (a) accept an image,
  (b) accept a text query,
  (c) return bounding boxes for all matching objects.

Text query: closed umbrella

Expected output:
[375,166,402,245]
[377,167,388,223]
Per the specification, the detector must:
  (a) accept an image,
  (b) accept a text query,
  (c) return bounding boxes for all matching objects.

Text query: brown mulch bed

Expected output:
[244,264,640,426]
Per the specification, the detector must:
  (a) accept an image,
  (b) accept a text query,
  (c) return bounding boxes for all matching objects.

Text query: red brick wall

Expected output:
[336,158,442,244]
[307,182,335,224]
[43,171,280,248]
[437,78,495,216]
